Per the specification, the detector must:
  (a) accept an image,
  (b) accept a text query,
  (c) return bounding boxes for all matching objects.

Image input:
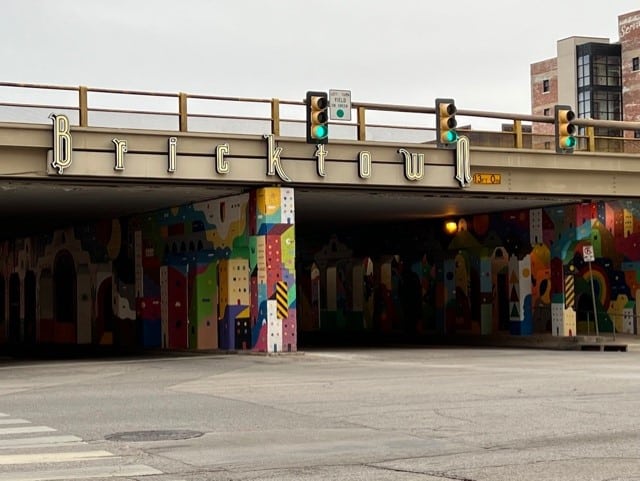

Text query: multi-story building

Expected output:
[531,10,640,149]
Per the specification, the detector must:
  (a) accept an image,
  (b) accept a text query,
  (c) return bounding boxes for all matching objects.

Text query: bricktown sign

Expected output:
[49,113,472,188]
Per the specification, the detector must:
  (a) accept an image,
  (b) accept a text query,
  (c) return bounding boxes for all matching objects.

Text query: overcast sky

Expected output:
[2,0,640,116]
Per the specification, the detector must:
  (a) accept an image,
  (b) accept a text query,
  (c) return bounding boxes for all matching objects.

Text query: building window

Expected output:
[578,90,591,118]
[635,130,640,139]
[542,79,550,93]
[544,141,551,150]
[543,108,550,116]
[633,57,639,72]
[577,54,590,87]
[592,91,622,121]
[590,54,621,86]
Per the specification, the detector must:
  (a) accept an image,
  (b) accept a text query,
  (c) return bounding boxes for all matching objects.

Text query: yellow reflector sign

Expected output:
[472,173,502,184]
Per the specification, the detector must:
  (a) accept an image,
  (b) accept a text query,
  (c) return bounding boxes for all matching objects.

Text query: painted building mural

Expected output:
[0,187,297,352]
[297,200,640,340]
[1,196,640,351]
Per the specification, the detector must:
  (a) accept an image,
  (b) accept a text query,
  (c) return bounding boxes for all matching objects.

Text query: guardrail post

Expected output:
[357,106,366,141]
[586,126,596,152]
[178,92,188,132]
[514,119,523,149]
[271,98,280,136]
[79,86,88,127]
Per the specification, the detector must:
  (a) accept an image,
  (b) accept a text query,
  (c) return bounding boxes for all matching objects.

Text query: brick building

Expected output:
[531,10,640,150]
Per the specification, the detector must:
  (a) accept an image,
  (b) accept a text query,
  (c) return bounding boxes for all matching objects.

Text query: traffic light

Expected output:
[306,91,329,144]
[555,104,577,153]
[436,98,458,149]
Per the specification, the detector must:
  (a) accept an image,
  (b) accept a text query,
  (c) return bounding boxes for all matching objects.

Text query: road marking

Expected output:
[0,435,84,449]
[0,464,163,481]
[0,418,30,425]
[0,426,55,435]
[0,414,165,480]
[0,450,114,465]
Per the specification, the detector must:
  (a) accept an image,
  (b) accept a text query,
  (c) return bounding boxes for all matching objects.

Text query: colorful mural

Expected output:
[298,200,640,340]
[3,196,640,350]
[0,187,296,352]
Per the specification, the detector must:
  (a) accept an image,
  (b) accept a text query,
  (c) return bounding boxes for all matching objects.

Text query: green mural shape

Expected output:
[281,226,295,273]
[188,260,218,349]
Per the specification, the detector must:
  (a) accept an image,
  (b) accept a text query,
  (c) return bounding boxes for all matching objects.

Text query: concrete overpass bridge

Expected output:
[1,82,640,352]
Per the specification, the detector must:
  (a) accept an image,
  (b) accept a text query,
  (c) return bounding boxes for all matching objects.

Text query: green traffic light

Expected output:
[444,130,458,143]
[313,125,328,139]
[564,137,576,148]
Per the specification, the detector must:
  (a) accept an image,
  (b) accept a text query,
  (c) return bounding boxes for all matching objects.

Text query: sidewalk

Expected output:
[2,333,638,361]
[430,332,640,352]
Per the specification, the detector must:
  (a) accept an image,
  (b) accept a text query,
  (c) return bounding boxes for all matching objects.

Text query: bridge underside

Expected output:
[0,179,573,237]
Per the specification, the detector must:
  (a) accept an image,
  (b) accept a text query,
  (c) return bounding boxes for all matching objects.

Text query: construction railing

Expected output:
[1,81,639,153]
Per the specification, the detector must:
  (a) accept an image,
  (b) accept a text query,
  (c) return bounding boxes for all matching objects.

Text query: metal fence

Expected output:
[1,81,640,152]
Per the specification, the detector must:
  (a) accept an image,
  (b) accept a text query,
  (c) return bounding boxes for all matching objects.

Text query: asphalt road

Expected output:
[0,347,639,480]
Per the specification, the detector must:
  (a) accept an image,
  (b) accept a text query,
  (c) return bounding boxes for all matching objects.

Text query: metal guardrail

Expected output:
[1,81,639,153]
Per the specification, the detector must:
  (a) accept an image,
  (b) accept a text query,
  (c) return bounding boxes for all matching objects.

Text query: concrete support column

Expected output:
[248,187,297,353]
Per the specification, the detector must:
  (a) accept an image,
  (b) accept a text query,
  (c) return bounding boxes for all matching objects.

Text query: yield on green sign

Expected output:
[329,89,352,121]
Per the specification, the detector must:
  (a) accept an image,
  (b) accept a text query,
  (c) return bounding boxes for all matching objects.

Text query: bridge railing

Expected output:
[1,81,639,153]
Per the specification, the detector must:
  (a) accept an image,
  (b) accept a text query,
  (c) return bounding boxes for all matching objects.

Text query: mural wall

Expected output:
[1,194,640,349]
[297,200,640,339]
[0,187,296,352]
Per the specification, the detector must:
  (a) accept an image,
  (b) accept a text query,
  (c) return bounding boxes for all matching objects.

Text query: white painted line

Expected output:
[0,464,163,480]
[0,426,55,436]
[0,414,7,417]
[0,449,114,465]
[0,418,30,425]
[0,435,84,449]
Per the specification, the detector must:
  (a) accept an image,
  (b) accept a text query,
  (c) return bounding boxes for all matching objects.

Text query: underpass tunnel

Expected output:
[1,184,639,355]
[293,214,527,347]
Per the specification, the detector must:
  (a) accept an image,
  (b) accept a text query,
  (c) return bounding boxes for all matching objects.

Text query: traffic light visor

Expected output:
[311,110,328,124]
[310,96,327,110]
[439,103,457,117]
[558,109,575,123]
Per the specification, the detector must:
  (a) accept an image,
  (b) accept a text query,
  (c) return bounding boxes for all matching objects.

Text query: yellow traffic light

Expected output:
[306,91,328,144]
[555,105,577,153]
[436,98,458,149]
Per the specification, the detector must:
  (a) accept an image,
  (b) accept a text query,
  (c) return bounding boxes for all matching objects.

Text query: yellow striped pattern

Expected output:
[564,275,575,309]
[276,281,288,319]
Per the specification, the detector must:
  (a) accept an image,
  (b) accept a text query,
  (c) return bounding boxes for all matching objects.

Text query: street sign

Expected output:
[583,245,595,262]
[329,89,352,121]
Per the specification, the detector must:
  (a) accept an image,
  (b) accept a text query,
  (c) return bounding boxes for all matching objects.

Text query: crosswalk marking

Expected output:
[0,426,55,435]
[0,450,114,465]
[0,413,166,480]
[0,435,84,449]
[0,418,30,425]
[0,464,163,481]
